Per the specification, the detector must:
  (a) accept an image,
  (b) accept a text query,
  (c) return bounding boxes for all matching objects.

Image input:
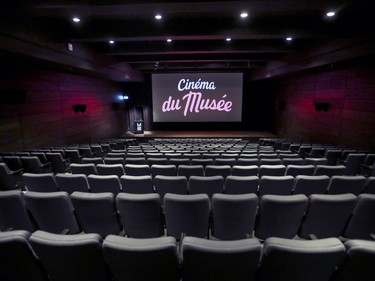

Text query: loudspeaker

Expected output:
[314,102,330,112]
[0,90,26,104]
[73,104,87,113]
[79,104,87,113]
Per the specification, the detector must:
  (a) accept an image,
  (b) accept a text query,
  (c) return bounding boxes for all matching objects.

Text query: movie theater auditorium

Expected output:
[1,1,375,281]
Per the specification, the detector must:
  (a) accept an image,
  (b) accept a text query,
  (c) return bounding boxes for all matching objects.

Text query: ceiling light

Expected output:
[109,40,115,44]
[286,37,293,41]
[240,12,248,18]
[155,14,162,20]
[166,38,172,43]
[226,38,232,42]
[326,11,335,17]
[72,17,80,23]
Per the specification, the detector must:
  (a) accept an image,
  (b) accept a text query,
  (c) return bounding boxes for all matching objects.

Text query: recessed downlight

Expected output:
[326,11,335,17]
[166,38,172,43]
[286,37,293,41]
[155,14,162,20]
[109,40,115,44]
[226,38,232,42]
[240,12,248,18]
[72,17,80,23]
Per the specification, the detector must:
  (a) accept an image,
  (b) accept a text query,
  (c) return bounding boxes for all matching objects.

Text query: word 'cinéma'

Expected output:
[177,79,216,92]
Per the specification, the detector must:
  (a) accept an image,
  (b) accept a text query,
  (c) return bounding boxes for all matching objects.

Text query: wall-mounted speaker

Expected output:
[314,102,330,112]
[80,104,87,113]
[73,104,87,113]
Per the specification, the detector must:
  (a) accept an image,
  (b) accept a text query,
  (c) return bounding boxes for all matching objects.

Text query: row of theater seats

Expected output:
[0,151,372,184]
[4,162,375,196]
[65,162,371,178]
[1,190,374,241]
[1,138,373,174]
[18,169,375,196]
[1,229,374,281]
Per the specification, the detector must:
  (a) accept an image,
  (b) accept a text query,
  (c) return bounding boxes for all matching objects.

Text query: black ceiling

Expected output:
[1,0,374,81]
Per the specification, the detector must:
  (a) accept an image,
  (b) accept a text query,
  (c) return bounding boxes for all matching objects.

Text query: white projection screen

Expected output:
[152,73,243,122]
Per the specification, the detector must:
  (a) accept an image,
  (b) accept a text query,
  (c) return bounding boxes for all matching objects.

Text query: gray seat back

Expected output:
[164,193,210,240]
[116,193,164,238]
[30,231,111,281]
[71,192,122,237]
[257,237,345,281]
[212,193,258,240]
[182,236,261,281]
[103,235,179,281]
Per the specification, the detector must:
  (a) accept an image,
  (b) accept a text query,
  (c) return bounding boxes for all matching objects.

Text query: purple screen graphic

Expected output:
[152,73,243,122]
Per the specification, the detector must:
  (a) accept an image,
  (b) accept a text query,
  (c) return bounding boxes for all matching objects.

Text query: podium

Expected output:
[134,120,144,133]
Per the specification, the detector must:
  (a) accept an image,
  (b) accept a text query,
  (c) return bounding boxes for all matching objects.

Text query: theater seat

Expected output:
[116,193,164,238]
[188,175,224,199]
[343,194,375,240]
[204,165,232,179]
[258,175,294,196]
[0,163,19,191]
[24,191,80,234]
[334,239,375,281]
[96,164,125,177]
[255,194,308,240]
[120,175,154,194]
[71,192,123,238]
[181,236,261,281]
[327,175,366,195]
[0,230,49,281]
[70,163,98,176]
[224,175,259,194]
[102,235,179,281]
[314,165,346,176]
[0,190,35,232]
[361,177,375,194]
[22,173,58,192]
[154,175,188,200]
[211,193,258,240]
[292,175,330,196]
[30,231,112,281]
[164,193,210,240]
[55,174,90,194]
[177,164,204,179]
[88,175,122,195]
[257,237,345,281]
[298,194,357,239]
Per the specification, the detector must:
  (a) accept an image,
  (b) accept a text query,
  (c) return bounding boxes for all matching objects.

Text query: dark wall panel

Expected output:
[0,69,127,151]
[275,64,375,149]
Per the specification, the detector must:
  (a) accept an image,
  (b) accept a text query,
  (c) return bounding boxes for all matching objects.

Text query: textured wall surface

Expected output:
[275,65,375,149]
[0,70,127,151]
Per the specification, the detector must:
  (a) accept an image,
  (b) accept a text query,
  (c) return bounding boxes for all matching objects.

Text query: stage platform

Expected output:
[124,130,277,142]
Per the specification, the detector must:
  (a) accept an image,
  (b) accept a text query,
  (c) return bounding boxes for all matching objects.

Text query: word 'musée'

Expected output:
[177,79,216,92]
[162,91,232,116]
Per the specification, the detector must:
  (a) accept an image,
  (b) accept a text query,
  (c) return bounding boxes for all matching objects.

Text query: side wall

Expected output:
[0,69,127,151]
[275,64,375,149]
